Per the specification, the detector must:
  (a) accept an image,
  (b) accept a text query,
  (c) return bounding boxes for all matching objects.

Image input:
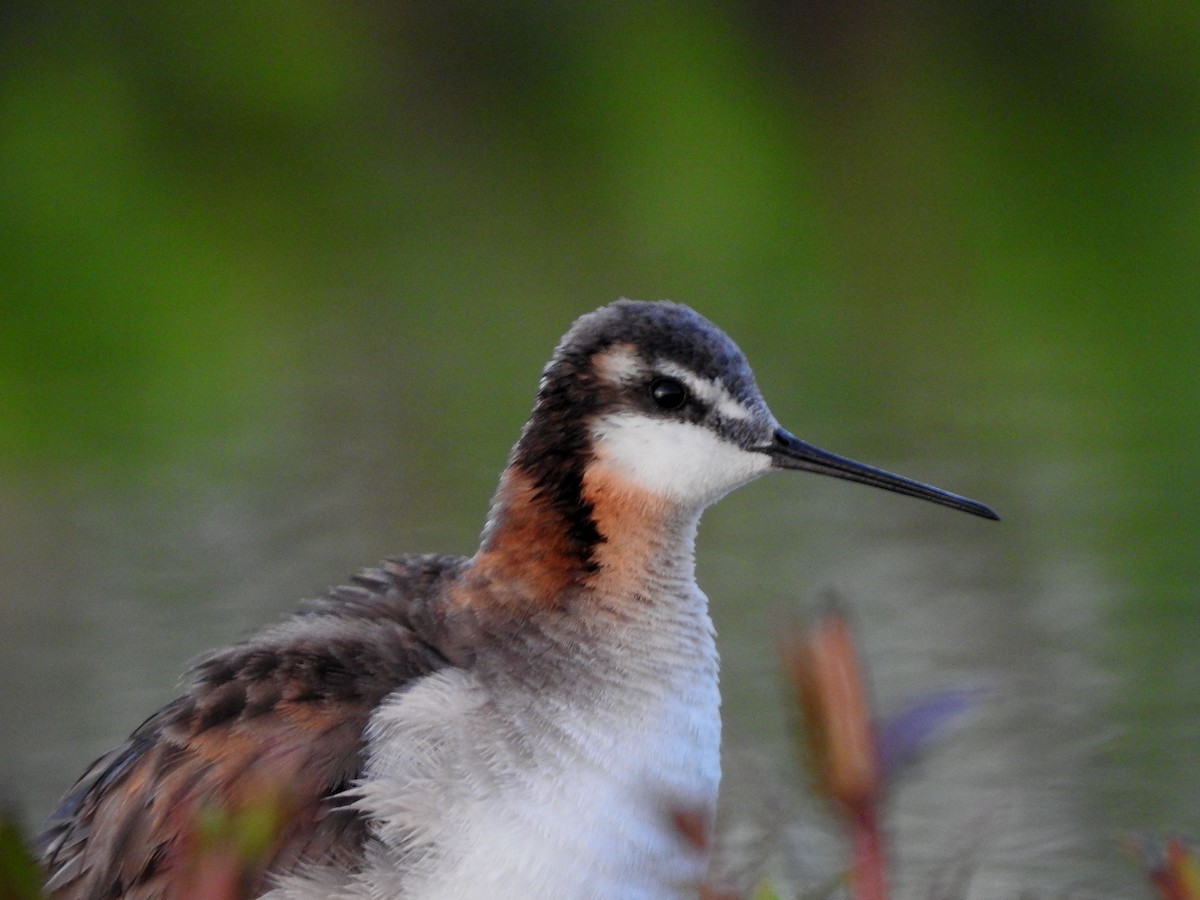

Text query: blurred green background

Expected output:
[1,2,1197,895]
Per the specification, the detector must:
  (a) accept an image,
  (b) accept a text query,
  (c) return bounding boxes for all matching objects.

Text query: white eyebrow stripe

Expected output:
[657,361,751,421]
[595,344,644,382]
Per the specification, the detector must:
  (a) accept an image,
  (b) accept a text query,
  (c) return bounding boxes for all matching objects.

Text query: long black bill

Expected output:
[765,428,1000,521]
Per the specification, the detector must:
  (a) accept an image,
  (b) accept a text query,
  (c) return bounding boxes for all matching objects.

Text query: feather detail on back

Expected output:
[38,554,468,900]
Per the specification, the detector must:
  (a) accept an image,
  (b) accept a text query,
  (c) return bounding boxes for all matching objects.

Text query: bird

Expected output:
[38,299,998,900]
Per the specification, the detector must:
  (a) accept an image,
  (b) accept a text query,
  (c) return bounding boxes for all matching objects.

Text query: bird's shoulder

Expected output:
[39,552,471,900]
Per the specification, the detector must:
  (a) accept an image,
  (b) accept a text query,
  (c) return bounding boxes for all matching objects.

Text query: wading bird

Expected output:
[40,299,997,899]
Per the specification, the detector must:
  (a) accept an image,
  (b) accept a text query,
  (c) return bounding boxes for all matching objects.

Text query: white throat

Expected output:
[591,412,771,510]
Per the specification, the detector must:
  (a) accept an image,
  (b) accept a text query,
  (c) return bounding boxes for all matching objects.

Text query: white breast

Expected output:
[265,591,721,900]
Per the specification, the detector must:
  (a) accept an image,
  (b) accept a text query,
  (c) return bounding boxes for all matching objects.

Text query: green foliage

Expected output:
[0,811,45,900]
[3,1,1196,476]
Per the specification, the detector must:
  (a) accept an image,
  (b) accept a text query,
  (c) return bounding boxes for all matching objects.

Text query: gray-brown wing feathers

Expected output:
[39,554,468,900]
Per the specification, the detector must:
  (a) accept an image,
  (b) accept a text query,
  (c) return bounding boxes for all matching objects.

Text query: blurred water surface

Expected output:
[1,4,1198,897]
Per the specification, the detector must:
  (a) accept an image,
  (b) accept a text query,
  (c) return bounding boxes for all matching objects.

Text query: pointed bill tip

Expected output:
[766,429,1000,521]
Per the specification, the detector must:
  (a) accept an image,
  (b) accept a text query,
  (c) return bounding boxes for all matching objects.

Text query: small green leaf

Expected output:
[0,811,46,900]
[750,878,784,900]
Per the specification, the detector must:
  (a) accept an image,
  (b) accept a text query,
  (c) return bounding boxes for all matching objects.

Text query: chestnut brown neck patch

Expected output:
[474,467,600,604]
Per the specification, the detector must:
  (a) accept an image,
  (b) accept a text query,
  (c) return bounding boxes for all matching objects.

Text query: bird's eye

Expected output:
[649,377,688,411]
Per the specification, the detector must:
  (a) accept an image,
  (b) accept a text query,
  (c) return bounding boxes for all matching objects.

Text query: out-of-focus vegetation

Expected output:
[0,809,44,900]
[3,2,1197,475]
[2,2,1198,896]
